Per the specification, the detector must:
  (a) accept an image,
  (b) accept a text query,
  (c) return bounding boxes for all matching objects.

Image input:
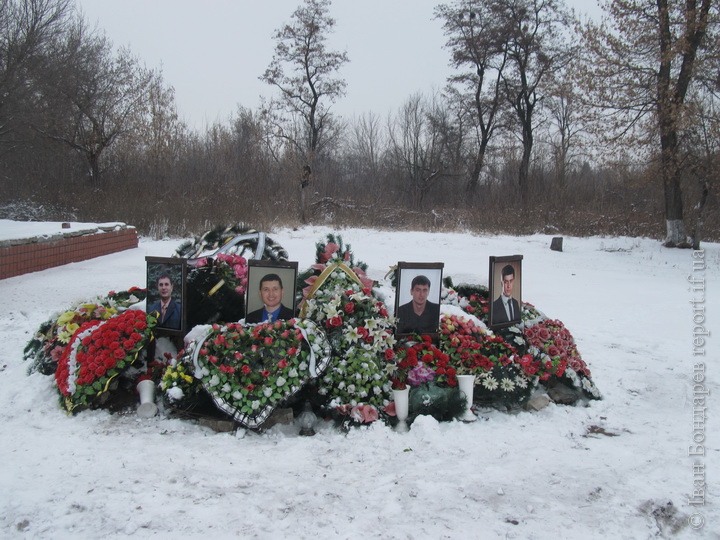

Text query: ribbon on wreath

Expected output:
[299,262,365,318]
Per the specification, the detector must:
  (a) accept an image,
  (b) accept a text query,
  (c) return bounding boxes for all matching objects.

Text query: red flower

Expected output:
[344,302,355,314]
[261,370,270,378]
[242,365,251,374]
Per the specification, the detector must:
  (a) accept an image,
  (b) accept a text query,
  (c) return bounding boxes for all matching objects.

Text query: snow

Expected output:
[0,224,717,538]
[0,219,130,244]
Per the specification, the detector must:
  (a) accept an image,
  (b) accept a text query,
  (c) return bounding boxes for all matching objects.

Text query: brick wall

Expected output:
[0,227,138,279]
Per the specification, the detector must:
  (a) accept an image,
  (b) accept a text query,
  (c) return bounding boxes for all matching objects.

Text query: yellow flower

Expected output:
[65,323,79,334]
[57,330,72,343]
[56,311,76,325]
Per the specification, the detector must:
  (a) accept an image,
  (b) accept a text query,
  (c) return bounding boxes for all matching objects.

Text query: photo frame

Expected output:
[145,256,187,336]
[394,262,444,336]
[245,260,299,324]
[488,255,523,329]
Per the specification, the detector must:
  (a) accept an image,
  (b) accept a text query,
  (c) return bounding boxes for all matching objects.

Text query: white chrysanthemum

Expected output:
[500,378,515,392]
[482,376,499,390]
[514,375,529,389]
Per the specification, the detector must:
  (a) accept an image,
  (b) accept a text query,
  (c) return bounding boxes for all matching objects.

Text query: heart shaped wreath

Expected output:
[183,318,332,428]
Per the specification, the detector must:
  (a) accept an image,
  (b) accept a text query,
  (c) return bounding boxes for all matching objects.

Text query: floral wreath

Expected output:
[183,318,332,428]
[54,309,155,413]
[24,287,146,376]
[299,238,394,423]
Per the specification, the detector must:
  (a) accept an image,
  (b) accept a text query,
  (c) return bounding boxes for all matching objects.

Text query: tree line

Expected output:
[1,0,718,246]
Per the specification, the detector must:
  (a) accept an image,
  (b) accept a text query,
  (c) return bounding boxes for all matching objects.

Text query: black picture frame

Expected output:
[488,255,523,330]
[245,260,299,323]
[394,262,444,337]
[145,256,187,337]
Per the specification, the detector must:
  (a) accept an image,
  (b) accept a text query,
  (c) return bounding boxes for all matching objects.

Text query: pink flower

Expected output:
[350,404,379,424]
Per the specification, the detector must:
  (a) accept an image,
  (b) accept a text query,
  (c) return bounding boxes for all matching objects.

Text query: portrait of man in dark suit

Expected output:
[491,262,521,327]
[245,273,295,323]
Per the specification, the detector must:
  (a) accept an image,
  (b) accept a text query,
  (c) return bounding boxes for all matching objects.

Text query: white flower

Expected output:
[299,362,308,371]
[263,387,273,397]
[222,383,232,393]
[167,387,184,402]
[373,386,381,395]
[232,390,243,400]
[251,400,260,410]
[209,374,220,387]
[346,327,361,343]
[347,384,356,394]
[482,376,499,390]
[499,378,515,392]
[365,318,378,330]
[514,375,529,389]
[288,368,299,378]
[276,376,287,387]
[338,381,346,390]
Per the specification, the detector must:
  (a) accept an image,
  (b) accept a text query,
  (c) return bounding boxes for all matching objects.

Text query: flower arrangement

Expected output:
[54,309,155,413]
[299,238,394,422]
[186,253,249,328]
[182,318,332,428]
[389,335,456,390]
[24,288,146,376]
[159,358,201,409]
[524,319,601,399]
[436,313,535,407]
[191,253,249,296]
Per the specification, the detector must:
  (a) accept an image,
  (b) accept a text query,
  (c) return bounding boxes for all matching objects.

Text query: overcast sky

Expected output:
[77,0,603,131]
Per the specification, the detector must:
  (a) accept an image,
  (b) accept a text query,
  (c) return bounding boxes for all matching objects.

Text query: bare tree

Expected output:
[0,0,71,143]
[577,0,717,246]
[497,0,573,201]
[34,18,155,184]
[260,0,348,166]
[387,93,452,209]
[436,0,510,192]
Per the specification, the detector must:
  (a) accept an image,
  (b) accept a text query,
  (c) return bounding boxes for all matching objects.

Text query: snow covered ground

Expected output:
[0,224,717,539]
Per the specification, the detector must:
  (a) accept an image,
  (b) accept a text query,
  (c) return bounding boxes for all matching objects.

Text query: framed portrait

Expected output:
[145,256,187,336]
[245,260,299,324]
[488,255,523,329]
[394,262,444,336]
